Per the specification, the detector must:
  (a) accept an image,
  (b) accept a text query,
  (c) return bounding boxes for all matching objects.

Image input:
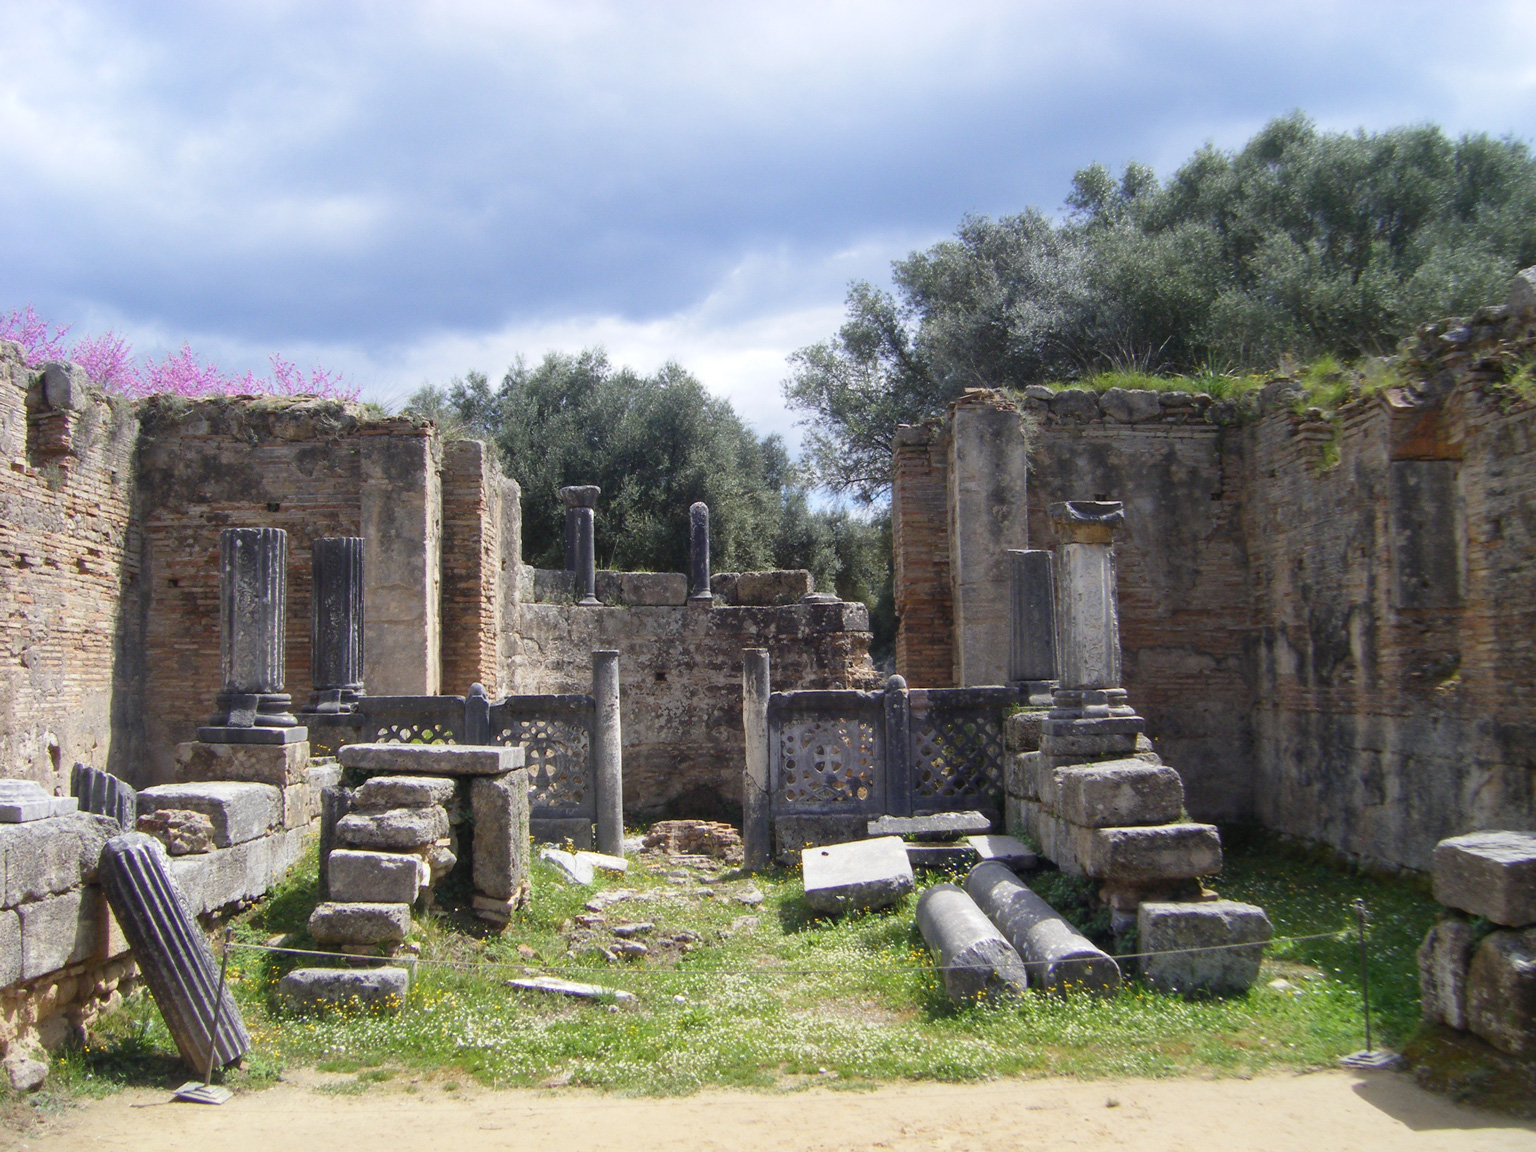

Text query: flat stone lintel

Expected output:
[338,742,525,776]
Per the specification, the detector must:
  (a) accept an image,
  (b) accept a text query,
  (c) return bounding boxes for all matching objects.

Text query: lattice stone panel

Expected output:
[368,722,457,745]
[911,711,1005,799]
[778,717,879,805]
[497,718,593,812]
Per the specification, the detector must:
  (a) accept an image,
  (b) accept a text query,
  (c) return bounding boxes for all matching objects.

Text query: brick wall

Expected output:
[440,440,507,696]
[892,423,953,687]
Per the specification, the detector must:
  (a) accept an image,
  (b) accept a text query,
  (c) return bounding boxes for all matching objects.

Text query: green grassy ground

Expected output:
[47,828,1441,1101]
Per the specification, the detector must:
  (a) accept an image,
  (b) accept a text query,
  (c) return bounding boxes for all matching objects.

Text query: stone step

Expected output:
[308,901,411,946]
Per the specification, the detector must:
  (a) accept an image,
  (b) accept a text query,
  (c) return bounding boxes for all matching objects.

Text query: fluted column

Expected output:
[305,536,365,713]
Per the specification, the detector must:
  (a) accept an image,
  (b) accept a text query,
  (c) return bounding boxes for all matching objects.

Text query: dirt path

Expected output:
[10,1069,1535,1152]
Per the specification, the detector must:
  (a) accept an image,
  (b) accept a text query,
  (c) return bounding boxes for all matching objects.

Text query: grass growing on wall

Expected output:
[49,832,1439,1102]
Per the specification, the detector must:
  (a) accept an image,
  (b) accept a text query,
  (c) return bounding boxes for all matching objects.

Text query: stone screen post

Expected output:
[305,536,364,714]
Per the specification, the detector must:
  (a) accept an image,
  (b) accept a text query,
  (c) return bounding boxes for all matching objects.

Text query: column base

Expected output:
[301,687,365,715]
[207,690,300,729]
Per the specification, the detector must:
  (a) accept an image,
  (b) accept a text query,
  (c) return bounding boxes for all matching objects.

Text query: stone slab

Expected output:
[277,967,410,1011]
[336,806,449,851]
[308,901,411,946]
[0,813,124,908]
[328,850,427,904]
[354,775,457,811]
[175,740,310,787]
[1432,831,1536,927]
[0,909,18,987]
[1137,900,1272,997]
[968,835,1038,869]
[196,726,309,745]
[508,975,635,1002]
[1466,927,1536,1057]
[540,847,594,885]
[0,781,77,823]
[620,572,687,606]
[1053,760,1184,828]
[1077,824,1222,883]
[734,569,813,605]
[802,837,914,914]
[18,889,98,981]
[137,809,216,855]
[338,743,525,777]
[167,825,310,917]
[1418,918,1474,1030]
[867,812,991,841]
[575,850,628,874]
[472,771,531,902]
[905,842,980,869]
[137,782,281,848]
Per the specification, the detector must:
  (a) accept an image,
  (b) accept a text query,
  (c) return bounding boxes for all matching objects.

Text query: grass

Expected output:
[41,828,1450,1104]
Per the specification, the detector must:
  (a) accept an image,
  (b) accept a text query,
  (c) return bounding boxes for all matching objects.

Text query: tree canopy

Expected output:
[786,114,1536,499]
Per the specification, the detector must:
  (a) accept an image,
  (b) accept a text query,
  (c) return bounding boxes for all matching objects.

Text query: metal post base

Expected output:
[173,1081,232,1105]
[1338,1050,1399,1070]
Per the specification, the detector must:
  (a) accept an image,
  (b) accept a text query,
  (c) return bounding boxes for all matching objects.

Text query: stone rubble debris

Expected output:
[508,975,635,1002]
[541,847,596,885]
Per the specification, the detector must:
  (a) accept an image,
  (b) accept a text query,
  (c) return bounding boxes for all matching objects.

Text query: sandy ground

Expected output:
[9,1069,1535,1152]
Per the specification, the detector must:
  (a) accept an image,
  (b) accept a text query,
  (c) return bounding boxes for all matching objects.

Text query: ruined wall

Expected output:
[892,424,954,688]
[0,346,140,795]
[440,440,520,697]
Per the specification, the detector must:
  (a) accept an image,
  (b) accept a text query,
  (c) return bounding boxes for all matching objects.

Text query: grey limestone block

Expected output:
[915,883,1030,1004]
[1137,900,1272,997]
[1076,823,1222,883]
[965,861,1119,995]
[1098,387,1162,424]
[619,572,687,606]
[866,812,990,841]
[1006,751,1040,801]
[0,909,19,987]
[167,826,310,917]
[1039,715,1144,759]
[1432,831,1536,927]
[1418,917,1475,1030]
[353,775,456,812]
[801,836,914,915]
[307,761,343,794]
[338,743,524,777]
[174,740,310,787]
[539,846,594,885]
[1003,710,1044,755]
[277,967,409,1012]
[1053,760,1184,828]
[18,890,99,980]
[327,850,427,905]
[472,770,531,903]
[531,816,594,850]
[336,806,449,852]
[308,901,412,946]
[967,835,1037,869]
[734,570,813,605]
[0,781,76,823]
[0,812,118,908]
[1465,927,1536,1057]
[136,782,281,848]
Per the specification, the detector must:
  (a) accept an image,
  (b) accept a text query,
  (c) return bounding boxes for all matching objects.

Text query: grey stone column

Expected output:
[305,536,364,713]
[1008,549,1057,704]
[563,508,579,572]
[592,650,623,855]
[1049,501,1128,718]
[689,501,712,601]
[201,527,303,742]
[742,649,770,871]
[560,485,601,606]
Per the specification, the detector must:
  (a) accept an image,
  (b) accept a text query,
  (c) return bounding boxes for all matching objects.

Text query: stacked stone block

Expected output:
[1419,830,1536,1057]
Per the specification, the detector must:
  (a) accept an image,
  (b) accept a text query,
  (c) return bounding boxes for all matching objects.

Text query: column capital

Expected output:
[1048,500,1124,545]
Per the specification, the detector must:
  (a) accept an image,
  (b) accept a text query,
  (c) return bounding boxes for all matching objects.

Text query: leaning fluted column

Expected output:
[560,485,601,606]
[305,536,364,713]
[201,527,302,740]
[592,650,623,855]
[689,502,712,601]
[741,649,771,871]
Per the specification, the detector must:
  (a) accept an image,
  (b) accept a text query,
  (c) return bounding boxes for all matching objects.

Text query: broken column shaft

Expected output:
[306,536,364,713]
[201,527,302,740]
[965,861,1121,995]
[560,485,601,606]
[689,501,712,600]
[741,649,770,871]
[1008,548,1057,705]
[915,883,1030,1004]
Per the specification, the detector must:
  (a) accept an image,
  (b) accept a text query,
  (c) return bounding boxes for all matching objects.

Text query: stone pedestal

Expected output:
[689,501,712,601]
[559,486,601,606]
[304,536,364,714]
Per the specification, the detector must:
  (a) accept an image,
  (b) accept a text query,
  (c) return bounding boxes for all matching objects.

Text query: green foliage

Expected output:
[787,114,1536,497]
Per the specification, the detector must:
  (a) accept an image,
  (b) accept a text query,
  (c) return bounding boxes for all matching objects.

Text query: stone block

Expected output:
[0,813,117,908]
[1099,388,1162,424]
[967,835,1037,869]
[1138,900,1271,997]
[472,771,531,901]
[1039,716,1143,758]
[1418,918,1474,1030]
[1076,824,1222,882]
[168,826,309,916]
[277,967,410,1012]
[1003,710,1044,753]
[1006,751,1040,800]
[531,816,593,849]
[175,739,310,787]
[734,569,813,605]
[338,743,525,777]
[801,837,914,914]
[19,890,98,981]
[1466,927,1536,1057]
[136,809,215,855]
[308,902,411,947]
[539,847,594,885]
[1432,831,1536,927]
[327,850,427,904]
[353,775,457,812]
[1053,761,1184,828]
[1004,794,1026,842]
[0,909,19,987]
[867,812,990,841]
[336,806,449,851]
[619,572,687,606]
[774,814,870,861]
[0,781,76,823]
[137,782,280,848]
[307,761,343,794]
[281,782,314,829]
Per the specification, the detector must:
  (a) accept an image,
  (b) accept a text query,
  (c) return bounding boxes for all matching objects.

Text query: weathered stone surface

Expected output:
[18,891,98,980]
[137,781,280,847]
[472,770,531,902]
[338,742,525,777]
[802,837,914,914]
[4,1053,47,1093]
[1418,918,1474,1030]
[0,909,20,987]
[576,850,628,874]
[305,536,365,709]
[277,967,409,1011]
[1077,824,1222,882]
[136,809,216,855]
[167,825,309,916]
[1466,927,1536,1057]
[327,850,427,904]
[1137,900,1272,997]
[1004,712,1044,755]
[915,882,1030,1003]
[965,861,1120,995]
[508,975,635,1002]
[1006,751,1040,800]
[0,813,119,908]
[1053,761,1184,828]
[336,806,449,851]
[175,739,310,787]
[70,764,136,829]
[734,570,813,605]
[0,780,77,823]
[539,847,594,885]
[307,761,343,794]
[1099,388,1163,424]
[967,834,1037,869]
[1432,831,1536,927]
[867,811,990,840]
[643,820,744,860]
[1007,549,1057,683]
[308,901,411,946]
[353,775,457,812]
[620,572,687,606]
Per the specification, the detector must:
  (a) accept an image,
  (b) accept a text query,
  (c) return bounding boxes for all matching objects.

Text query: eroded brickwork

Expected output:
[892,424,953,688]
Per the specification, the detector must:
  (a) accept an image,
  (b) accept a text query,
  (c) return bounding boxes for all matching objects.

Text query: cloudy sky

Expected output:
[3,1,1536,444]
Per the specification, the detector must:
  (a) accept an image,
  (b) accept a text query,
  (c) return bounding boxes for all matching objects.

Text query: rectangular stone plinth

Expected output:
[867,812,991,840]
[1005,752,1039,800]
[620,572,687,605]
[176,739,310,787]
[1138,901,1272,997]
[338,743,525,777]
[137,782,282,847]
[328,850,428,904]
[1432,831,1536,927]
[471,769,531,903]
[802,837,914,914]
[1075,823,1222,883]
[165,825,310,917]
[196,726,309,745]
[0,781,77,823]
[308,901,411,947]
[1003,710,1045,753]
[1053,760,1184,828]
[1466,927,1536,1057]
[354,775,457,811]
